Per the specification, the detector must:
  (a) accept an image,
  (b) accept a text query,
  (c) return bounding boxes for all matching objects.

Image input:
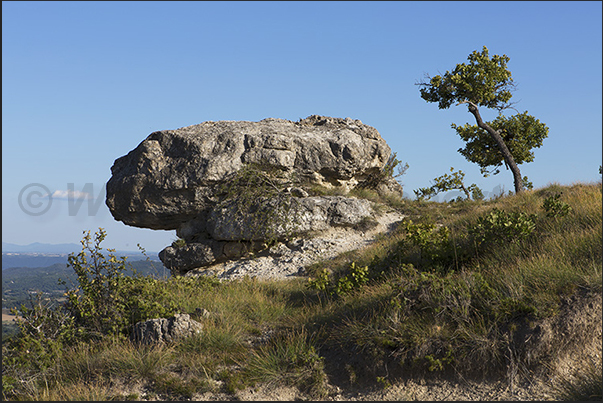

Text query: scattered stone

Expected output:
[131,313,203,345]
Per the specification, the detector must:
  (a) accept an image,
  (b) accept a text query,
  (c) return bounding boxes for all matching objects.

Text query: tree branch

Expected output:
[458,101,524,193]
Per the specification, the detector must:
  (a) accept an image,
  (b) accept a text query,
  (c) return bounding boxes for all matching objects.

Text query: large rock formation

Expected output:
[106,115,403,275]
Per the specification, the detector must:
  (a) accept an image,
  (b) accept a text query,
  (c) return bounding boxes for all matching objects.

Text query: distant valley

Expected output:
[2,258,169,311]
[2,242,168,313]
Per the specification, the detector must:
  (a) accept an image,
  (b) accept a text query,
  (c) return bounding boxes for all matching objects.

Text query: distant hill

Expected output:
[2,254,70,270]
[2,252,161,270]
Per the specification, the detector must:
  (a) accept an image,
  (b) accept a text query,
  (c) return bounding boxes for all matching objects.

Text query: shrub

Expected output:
[62,228,134,338]
[404,219,454,271]
[469,208,537,247]
[63,228,180,339]
[2,293,76,399]
[307,262,370,297]
[542,193,572,218]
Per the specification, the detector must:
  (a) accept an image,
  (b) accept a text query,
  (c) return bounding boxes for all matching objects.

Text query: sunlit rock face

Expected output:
[106,115,403,274]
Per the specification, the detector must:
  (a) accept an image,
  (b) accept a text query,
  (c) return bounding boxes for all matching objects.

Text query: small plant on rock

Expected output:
[217,163,300,243]
[171,237,186,249]
[358,152,409,190]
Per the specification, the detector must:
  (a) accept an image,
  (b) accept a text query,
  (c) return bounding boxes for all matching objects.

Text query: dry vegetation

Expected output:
[2,182,601,401]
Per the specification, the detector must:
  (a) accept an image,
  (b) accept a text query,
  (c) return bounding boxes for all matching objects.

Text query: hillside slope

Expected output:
[2,182,601,401]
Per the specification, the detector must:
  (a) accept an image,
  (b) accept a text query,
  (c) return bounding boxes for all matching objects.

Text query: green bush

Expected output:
[2,293,76,399]
[404,219,454,272]
[469,208,537,247]
[307,262,370,297]
[542,193,572,218]
[63,228,180,339]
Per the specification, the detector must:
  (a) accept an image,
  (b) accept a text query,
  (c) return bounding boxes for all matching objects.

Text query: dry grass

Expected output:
[3,182,601,401]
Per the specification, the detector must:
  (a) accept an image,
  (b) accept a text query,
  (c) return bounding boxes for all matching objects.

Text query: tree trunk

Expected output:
[459,183,471,199]
[466,103,524,194]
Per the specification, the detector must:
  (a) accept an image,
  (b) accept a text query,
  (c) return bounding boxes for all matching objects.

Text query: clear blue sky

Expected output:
[3,1,602,253]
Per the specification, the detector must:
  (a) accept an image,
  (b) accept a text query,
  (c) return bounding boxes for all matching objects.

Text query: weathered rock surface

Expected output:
[131,313,203,345]
[207,195,374,241]
[105,115,404,274]
[185,209,405,281]
[106,115,398,230]
[159,196,375,275]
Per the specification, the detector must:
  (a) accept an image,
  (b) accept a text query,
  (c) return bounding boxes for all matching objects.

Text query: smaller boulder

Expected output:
[131,313,203,345]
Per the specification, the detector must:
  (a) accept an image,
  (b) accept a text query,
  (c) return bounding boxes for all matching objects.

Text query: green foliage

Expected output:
[375,376,391,389]
[414,167,484,201]
[63,228,180,338]
[452,112,549,177]
[334,262,370,296]
[171,237,186,249]
[2,293,76,399]
[542,193,572,218]
[307,268,331,293]
[425,347,455,372]
[307,262,370,297]
[522,175,534,190]
[414,186,438,201]
[404,219,452,270]
[469,208,537,246]
[418,46,514,110]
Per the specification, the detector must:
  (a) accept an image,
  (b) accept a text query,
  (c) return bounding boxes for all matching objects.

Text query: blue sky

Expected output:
[2,1,602,253]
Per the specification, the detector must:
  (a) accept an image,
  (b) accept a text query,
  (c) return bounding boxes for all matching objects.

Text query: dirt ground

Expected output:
[193,376,557,401]
[193,292,602,401]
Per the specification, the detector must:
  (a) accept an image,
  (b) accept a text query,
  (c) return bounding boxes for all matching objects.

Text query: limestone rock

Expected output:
[105,115,404,275]
[159,239,264,276]
[131,313,203,345]
[207,196,373,241]
[106,115,395,230]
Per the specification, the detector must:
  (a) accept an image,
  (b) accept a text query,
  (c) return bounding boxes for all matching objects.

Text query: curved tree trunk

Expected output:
[466,103,524,194]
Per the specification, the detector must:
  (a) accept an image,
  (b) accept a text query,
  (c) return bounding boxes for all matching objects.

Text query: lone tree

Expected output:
[417,46,549,194]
